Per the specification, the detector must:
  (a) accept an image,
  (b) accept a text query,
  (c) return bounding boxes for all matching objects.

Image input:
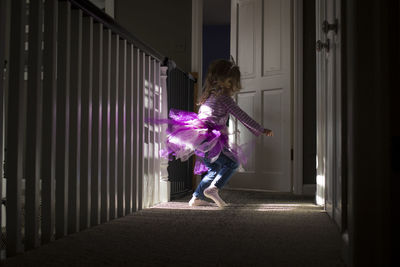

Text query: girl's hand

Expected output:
[264,129,273,137]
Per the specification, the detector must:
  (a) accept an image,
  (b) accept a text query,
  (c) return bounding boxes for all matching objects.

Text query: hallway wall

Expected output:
[344,0,398,265]
[114,0,192,72]
[390,1,400,265]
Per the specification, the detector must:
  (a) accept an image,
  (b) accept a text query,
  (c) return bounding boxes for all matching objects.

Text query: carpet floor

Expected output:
[2,190,345,267]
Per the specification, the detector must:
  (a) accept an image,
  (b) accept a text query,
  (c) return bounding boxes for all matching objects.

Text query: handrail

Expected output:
[67,0,197,81]
[67,0,165,61]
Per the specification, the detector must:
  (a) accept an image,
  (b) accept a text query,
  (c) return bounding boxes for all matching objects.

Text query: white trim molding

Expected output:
[191,0,203,188]
[293,0,303,195]
[191,0,203,98]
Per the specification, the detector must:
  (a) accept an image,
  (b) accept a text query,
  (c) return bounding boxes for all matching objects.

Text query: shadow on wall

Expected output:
[114,0,192,72]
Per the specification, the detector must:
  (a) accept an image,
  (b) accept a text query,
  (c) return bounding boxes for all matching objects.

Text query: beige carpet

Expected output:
[2,190,345,267]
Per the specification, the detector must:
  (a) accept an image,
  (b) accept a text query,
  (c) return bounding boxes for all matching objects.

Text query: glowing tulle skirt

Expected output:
[159,109,246,175]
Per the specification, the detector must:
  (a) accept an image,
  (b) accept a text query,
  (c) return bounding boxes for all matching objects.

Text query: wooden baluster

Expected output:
[143,55,151,208]
[91,21,103,226]
[132,48,141,212]
[25,0,43,250]
[117,38,126,217]
[101,28,111,223]
[149,59,155,205]
[41,0,57,244]
[55,0,71,239]
[109,33,119,219]
[6,0,27,255]
[159,65,170,202]
[137,51,145,210]
[80,15,93,230]
[154,61,161,204]
[125,43,133,214]
[68,8,82,235]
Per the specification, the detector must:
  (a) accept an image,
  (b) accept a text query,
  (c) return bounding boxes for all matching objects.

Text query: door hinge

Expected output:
[3,60,7,80]
[322,19,338,34]
[291,149,294,161]
[316,39,330,53]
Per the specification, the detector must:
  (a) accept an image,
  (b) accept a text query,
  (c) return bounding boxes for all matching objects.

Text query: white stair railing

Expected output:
[0,0,169,258]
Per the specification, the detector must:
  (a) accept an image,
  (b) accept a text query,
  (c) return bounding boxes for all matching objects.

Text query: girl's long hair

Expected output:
[198,59,241,105]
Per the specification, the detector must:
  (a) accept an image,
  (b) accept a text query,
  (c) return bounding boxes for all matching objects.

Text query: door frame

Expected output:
[191,0,305,195]
[191,0,203,101]
[293,0,304,195]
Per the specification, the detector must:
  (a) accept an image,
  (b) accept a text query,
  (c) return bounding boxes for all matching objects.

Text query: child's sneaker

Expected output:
[188,196,210,206]
[204,185,227,208]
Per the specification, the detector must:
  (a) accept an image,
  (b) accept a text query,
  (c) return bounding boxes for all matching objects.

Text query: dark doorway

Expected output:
[202,0,231,82]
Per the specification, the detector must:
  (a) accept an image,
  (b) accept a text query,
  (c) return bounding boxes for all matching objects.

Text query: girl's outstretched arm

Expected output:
[221,95,266,136]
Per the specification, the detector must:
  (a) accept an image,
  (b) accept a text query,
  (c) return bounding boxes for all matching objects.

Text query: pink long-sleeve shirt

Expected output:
[198,94,265,136]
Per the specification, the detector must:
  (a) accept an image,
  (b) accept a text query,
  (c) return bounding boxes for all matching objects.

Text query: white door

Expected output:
[316,0,343,227]
[228,0,292,192]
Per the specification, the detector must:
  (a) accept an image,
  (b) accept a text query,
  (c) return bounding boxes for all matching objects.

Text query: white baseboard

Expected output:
[302,184,316,196]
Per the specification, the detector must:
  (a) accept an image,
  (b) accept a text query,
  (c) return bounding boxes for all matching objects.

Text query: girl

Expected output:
[162,59,273,208]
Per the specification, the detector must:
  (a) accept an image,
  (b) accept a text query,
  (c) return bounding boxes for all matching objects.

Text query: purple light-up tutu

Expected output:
[159,109,247,175]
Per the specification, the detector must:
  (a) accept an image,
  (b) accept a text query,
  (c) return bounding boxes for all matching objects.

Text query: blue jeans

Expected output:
[193,153,239,200]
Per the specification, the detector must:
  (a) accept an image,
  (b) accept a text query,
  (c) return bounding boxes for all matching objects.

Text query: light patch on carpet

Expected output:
[152,201,320,212]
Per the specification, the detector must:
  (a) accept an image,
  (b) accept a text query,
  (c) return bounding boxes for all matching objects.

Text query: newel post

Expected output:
[159,65,170,202]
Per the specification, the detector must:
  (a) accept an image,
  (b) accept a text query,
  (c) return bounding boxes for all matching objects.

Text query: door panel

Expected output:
[263,0,282,76]
[262,89,283,174]
[236,91,257,172]
[237,0,256,78]
[229,0,292,192]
